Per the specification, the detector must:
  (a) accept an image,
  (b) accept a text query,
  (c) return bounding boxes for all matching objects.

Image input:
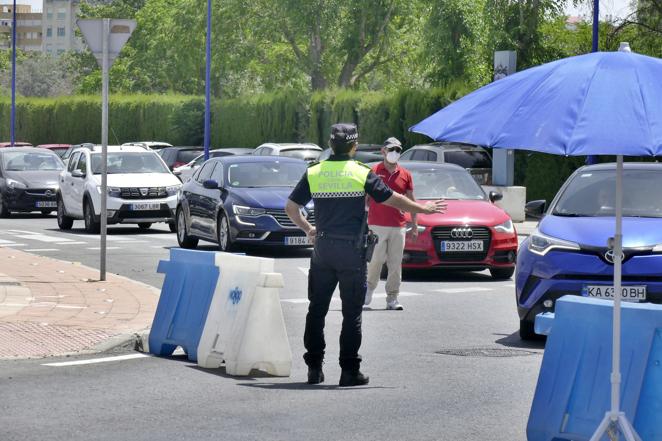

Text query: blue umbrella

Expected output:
[411,51,662,156]
[411,48,662,441]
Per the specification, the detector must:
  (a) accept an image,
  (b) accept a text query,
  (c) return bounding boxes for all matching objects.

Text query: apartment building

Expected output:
[0,4,43,52]
[41,0,83,55]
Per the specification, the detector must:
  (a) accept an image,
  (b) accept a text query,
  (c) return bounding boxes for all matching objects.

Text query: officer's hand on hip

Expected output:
[423,199,447,214]
[306,227,317,244]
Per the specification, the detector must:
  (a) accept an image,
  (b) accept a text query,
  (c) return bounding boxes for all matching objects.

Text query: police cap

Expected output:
[329,123,359,151]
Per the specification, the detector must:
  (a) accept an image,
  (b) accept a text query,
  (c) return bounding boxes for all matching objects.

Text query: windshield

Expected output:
[91,152,170,174]
[280,149,321,162]
[444,150,492,169]
[2,151,63,171]
[227,161,307,188]
[411,168,486,200]
[552,169,662,218]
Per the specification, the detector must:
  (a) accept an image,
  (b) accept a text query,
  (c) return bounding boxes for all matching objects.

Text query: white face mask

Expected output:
[386,151,400,164]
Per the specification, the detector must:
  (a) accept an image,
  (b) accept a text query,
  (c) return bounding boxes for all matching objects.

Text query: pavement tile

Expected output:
[0,247,159,359]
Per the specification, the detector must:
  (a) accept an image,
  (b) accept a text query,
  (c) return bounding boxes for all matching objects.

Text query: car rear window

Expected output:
[444,151,491,168]
[176,150,203,163]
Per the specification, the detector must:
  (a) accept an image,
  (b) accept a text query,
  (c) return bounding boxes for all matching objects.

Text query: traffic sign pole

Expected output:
[100,18,110,281]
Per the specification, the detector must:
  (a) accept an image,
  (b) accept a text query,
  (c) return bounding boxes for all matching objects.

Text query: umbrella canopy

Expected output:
[410,51,662,157]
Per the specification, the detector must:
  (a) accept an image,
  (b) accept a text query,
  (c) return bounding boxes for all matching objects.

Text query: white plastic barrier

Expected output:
[196,253,292,376]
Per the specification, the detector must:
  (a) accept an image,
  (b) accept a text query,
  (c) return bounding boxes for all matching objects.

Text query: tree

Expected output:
[0,52,75,97]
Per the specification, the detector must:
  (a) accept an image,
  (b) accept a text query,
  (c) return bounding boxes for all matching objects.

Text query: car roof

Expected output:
[122,141,173,147]
[36,144,71,148]
[260,143,322,151]
[0,142,32,147]
[399,160,469,173]
[0,147,60,154]
[209,155,308,165]
[75,145,151,153]
[162,146,204,151]
[409,142,487,152]
[579,162,662,172]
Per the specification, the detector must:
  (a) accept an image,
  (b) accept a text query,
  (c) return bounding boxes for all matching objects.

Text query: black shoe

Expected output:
[307,366,324,384]
[339,370,369,387]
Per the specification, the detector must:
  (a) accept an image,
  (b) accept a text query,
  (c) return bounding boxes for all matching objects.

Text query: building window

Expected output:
[57,8,66,19]
[46,27,52,37]
[57,27,65,37]
[46,8,53,19]
[57,49,64,55]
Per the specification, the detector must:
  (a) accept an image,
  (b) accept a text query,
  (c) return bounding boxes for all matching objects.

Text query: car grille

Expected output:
[25,188,57,197]
[120,187,167,199]
[431,226,491,261]
[266,209,315,228]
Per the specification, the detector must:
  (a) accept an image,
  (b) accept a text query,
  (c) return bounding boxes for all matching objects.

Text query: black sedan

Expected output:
[0,147,64,217]
[175,155,314,251]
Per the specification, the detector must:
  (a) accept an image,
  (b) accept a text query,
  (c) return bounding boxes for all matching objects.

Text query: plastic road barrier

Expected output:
[149,248,292,377]
[527,295,662,441]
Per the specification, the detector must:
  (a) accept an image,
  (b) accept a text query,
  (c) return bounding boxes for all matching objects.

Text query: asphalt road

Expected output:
[0,214,544,441]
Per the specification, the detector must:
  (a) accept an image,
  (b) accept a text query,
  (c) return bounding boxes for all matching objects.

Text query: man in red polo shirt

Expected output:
[365,137,418,310]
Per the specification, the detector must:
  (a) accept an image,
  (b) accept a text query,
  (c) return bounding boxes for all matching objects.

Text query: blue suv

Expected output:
[175,155,314,251]
[516,163,662,339]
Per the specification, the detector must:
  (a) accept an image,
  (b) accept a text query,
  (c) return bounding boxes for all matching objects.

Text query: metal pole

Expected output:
[611,154,623,419]
[100,18,109,281]
[592,0,599,53]
[10,0,16,146]
[203,0,211,160]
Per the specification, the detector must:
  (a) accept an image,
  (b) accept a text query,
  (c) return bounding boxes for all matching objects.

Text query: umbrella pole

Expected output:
[590,155,641,441]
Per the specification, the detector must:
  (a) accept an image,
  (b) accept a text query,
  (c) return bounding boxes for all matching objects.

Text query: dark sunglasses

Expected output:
[386,146,402,153]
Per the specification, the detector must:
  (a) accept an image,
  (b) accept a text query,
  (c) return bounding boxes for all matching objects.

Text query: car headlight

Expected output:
[494,219,515,234]
[6,178,26,190]
[405,223,426,233]
[232,205,266,216]
[166,185,181,196]
[107,187,121,197]
[528,229,580,256]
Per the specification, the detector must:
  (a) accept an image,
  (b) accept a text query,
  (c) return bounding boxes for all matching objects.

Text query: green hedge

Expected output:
[0,88,588,201]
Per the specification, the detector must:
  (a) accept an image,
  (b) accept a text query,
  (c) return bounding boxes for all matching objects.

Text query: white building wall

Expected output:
[41,0,82,55]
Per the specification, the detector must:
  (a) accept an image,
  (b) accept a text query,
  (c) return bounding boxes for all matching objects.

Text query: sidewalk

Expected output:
[0,247,158,359]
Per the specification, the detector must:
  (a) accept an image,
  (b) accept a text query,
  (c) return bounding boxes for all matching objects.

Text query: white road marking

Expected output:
[42,353,150,367]
[113,240,148,244]
[0,243,27,247]
[298,267,309,276]
[434,287,494,294]
[15,234,73,243]
[0,302,86,309]
[137,234,176,240]
[6,229,37,234]
[86,247,121,250]
[55,241,87,245]
[503,284,516,288]
[24,248,59,252]
[0,239,16,244]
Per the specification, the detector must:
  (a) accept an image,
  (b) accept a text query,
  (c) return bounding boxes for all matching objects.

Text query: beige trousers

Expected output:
[366,225,406,303]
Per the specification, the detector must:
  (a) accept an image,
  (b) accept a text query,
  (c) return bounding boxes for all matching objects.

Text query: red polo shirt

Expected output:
[368,162,414,227]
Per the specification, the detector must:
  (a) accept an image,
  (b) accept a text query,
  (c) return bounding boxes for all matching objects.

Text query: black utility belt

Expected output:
[316,232,358,241]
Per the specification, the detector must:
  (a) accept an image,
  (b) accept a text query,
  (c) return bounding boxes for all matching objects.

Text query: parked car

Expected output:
[318,143,383,163]
[157,146,204,170]
[0,142,32,148]
[36,144,71,158]
[400,142,493,185]
[121,141,172,151]
[516,162,662,340]
[0,147,64,217]
[252,143,322,164]
[176,155,314,251]
[61,143,94,167]
[173,148,253,182]
[397,161,517,279]
[57,145,181,233]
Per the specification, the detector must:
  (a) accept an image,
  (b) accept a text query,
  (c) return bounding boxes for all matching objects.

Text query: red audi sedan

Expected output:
[399,162,518,279]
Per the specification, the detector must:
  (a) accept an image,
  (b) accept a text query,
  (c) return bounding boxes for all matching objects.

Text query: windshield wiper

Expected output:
[552,212,592,217]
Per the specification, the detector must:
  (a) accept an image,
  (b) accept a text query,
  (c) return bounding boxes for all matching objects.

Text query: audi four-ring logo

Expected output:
[450,227,473,239]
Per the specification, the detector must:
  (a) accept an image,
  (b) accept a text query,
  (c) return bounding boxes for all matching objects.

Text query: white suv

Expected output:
[56,145,181,233]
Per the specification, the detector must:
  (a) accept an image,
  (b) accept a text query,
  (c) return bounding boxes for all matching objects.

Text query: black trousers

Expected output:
[303,237,367,371]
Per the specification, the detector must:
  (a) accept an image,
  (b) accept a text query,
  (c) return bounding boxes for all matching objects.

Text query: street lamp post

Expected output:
[586,0,600,165]
[10,0,16,146]
[203,0,211,161]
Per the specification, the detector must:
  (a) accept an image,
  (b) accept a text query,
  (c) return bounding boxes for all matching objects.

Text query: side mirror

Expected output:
[489,191,503,203]
[203,179,220,190]
[525,200,547,219]
[71,170,85,178]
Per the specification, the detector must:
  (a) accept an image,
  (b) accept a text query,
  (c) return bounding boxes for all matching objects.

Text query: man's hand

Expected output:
[306,226,317,245]
[422,199,447,214]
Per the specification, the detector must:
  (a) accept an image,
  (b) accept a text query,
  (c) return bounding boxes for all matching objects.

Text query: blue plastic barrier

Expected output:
[149,248,220,362]
[527,296,662,441]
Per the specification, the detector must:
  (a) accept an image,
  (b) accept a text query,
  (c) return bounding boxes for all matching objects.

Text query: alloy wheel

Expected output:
[219,216,229,250]
[177,210,186,243]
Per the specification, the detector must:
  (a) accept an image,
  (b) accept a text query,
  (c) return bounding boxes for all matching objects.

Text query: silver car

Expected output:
[400,142,493,185]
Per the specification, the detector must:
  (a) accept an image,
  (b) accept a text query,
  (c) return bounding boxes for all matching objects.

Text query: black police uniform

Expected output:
[289,154,393,373]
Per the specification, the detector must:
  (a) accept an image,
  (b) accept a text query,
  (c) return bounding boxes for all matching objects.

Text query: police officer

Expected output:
[285,123,446,386]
